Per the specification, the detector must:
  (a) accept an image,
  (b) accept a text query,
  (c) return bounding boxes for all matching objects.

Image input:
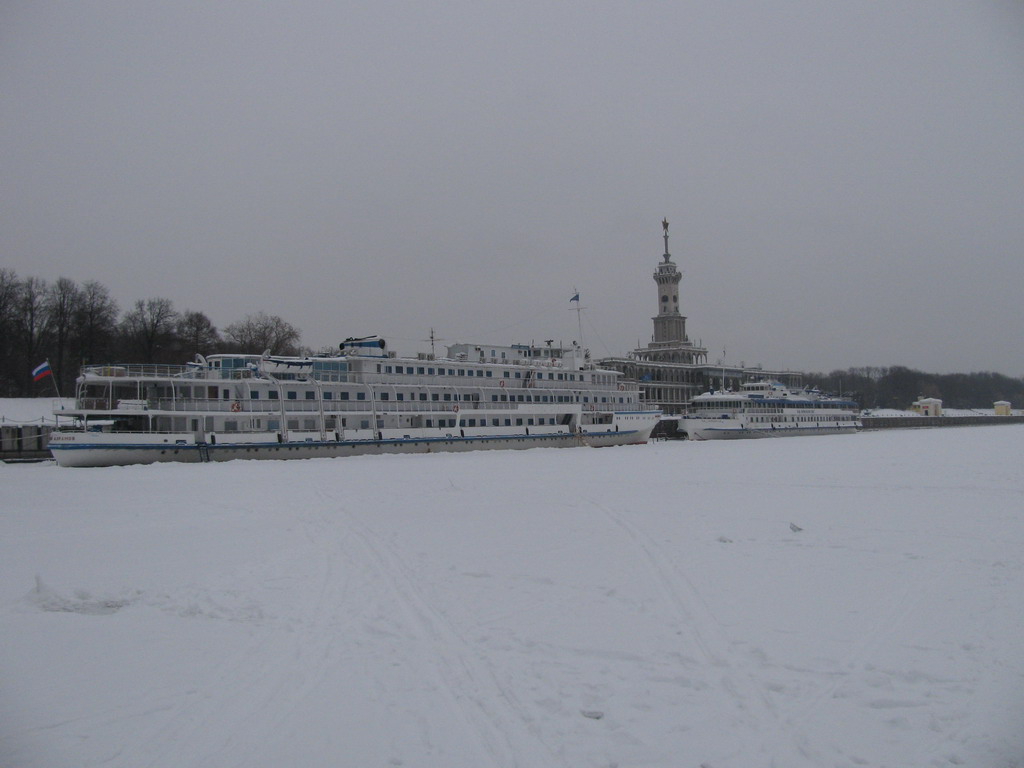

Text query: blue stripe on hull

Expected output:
[50,430,646,467]
[691,425,859,440]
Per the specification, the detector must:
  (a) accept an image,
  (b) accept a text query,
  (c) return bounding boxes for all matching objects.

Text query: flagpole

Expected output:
[47,359,63,400]
[570,288,585,352]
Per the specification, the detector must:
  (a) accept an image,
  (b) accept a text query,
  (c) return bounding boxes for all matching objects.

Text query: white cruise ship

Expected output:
[48,338,661,467]
[679,380,861,440]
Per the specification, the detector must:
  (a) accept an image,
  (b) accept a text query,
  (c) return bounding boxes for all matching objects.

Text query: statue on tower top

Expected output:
[661,218,671,261]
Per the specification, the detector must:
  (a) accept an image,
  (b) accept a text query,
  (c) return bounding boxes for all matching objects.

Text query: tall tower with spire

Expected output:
[596,218,799,418]
[652,218,687,345]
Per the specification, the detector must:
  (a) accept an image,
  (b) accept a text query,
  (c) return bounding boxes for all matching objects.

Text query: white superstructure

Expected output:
[679,380,861,440]
[48,337,661,467]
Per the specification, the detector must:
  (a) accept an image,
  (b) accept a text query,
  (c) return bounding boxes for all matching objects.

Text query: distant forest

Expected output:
[0,270,305,397]
[803,368,1024,411]
[2,270,1021,407]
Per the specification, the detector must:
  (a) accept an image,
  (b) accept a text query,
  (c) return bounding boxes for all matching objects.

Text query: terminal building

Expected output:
[599,220,802,415]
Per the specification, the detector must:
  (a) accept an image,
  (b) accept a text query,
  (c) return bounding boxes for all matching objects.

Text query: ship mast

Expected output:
[570,288,585,353]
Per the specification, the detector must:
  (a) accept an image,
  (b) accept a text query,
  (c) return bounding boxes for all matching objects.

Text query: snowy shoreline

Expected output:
[2,426,1022,767]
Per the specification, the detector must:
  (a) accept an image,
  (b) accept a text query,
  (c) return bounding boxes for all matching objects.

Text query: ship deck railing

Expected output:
[54,427,186,435]
[81,364,262,380]
[78,365,634,389]
[81,363,195,378]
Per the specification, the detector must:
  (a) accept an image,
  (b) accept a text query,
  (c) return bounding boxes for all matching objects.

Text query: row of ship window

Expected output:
[220,416,561,432]
[696,401,852,410]
[490,394,622,404]
[748,415,849,423]
[245,390,626,404]
[431,417,558,427]
[376,364,605,384]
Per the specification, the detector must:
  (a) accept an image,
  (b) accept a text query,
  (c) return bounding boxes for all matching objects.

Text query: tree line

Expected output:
[4,269,1022,408]
[0,270,303,397]
[804,366,1024,410]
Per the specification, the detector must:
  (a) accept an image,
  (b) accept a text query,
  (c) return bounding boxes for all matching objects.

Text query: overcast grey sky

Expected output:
[3,1,1022,375]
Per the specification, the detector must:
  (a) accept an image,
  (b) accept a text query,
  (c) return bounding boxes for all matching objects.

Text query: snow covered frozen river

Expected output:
[2,425,1022,767]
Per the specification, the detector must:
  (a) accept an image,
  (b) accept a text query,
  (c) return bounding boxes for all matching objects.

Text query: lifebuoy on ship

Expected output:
[230,401,241,412]
[453,405,460,413]
[617,384,625,391]
[499,380,505,387]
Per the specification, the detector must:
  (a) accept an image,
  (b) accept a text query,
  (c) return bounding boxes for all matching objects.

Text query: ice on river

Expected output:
[2,425,1022,767]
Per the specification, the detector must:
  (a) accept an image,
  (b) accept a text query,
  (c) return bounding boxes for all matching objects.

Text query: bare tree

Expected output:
[223,312,301,355]
[14,277,51,394]
[73,280,119,367]
[0,269,20,394]
[45,277,82,391]
[176,310,221,358]
[119,298,179,363]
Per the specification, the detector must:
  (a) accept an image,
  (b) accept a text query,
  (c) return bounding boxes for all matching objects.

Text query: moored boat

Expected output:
[679,380,860,440]
[49,338,661,466]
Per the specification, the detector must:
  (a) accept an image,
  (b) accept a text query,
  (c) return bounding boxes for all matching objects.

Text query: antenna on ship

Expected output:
[419,328,444,358]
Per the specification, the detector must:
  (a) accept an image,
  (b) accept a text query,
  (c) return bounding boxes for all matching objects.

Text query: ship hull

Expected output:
[681,420,860,441]
[49,427,653,468]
